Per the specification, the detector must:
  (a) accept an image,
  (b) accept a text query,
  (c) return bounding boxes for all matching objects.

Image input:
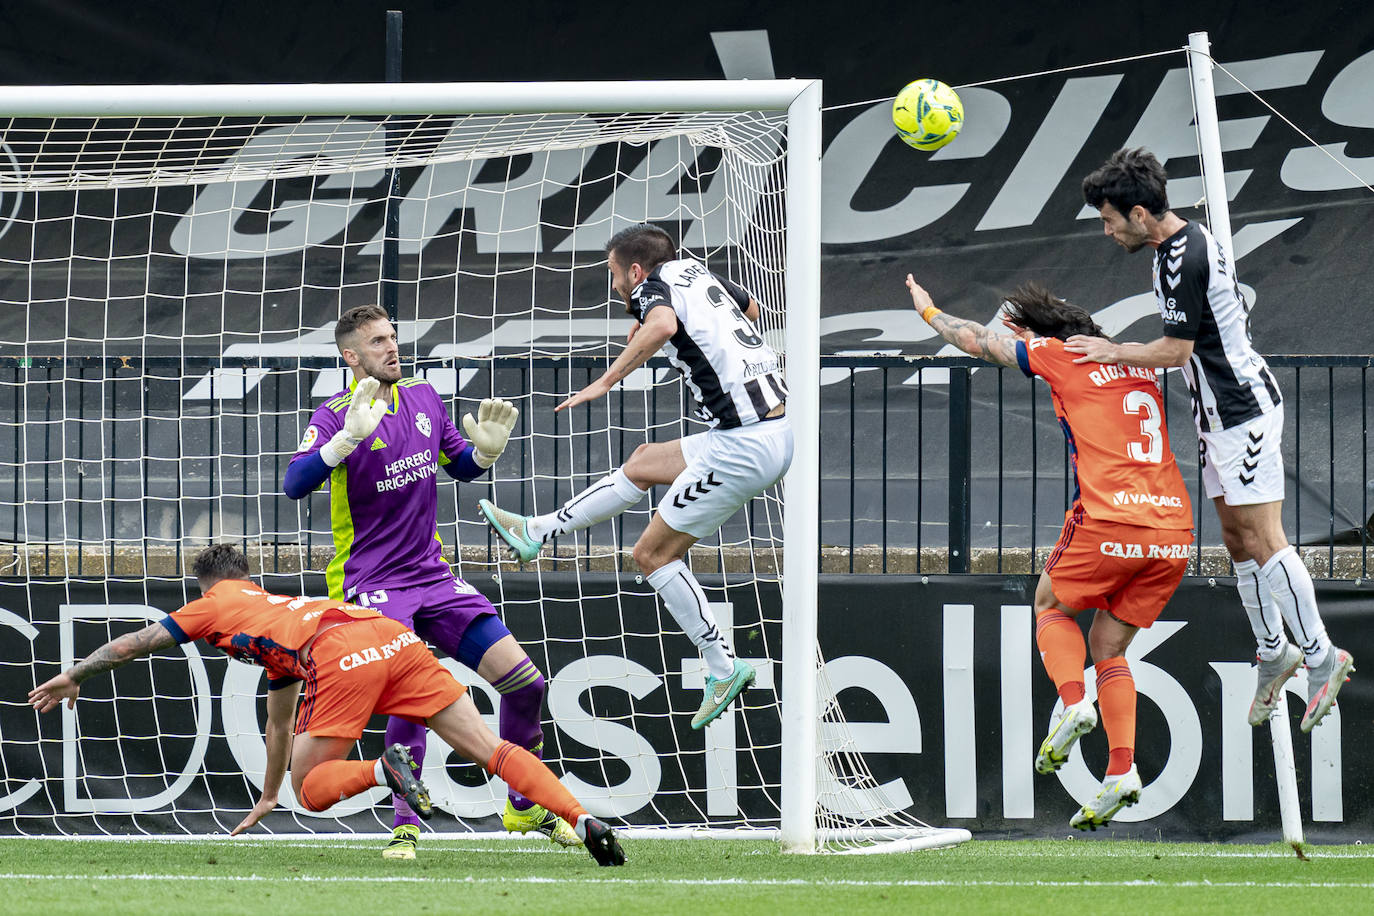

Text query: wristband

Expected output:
[921,305,942,323]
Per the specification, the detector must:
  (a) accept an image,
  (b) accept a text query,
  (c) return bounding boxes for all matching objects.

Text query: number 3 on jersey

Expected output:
[1123,390,1163,464]
[705,283,764,348]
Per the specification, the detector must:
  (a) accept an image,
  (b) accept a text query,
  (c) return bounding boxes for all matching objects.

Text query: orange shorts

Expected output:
[1044,512,1193,628]
[295,617,465,738]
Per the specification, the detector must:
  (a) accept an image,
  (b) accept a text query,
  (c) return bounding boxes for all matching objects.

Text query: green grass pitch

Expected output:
[1,836,1371,915]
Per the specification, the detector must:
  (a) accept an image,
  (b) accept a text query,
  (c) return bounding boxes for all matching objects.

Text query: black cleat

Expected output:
[582,817,625,866]
[380,743,432,821]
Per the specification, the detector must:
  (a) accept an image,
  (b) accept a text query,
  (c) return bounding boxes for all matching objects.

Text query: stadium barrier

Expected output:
[2,571,1368,839]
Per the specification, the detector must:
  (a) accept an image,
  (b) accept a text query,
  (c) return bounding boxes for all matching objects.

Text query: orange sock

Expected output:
[487,741,588,827]
[1095,657,1136,776]
[1035,609,1086,705]
[299,759,378,812]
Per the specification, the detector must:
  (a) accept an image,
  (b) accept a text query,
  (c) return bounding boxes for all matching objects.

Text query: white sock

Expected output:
[527,468,647,542]
[373,758,386,786]
[573,813,591,841]
[1260,546,1331,667]
[645,559,736,679]
[1233,559,1286,661]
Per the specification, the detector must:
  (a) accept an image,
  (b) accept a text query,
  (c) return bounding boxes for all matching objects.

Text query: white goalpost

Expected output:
[0,78,967,853]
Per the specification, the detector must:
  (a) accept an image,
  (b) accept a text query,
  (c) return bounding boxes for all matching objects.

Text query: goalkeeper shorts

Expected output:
[296,617,465,739]
[1044,512,1192,628]
[658,415,793,538]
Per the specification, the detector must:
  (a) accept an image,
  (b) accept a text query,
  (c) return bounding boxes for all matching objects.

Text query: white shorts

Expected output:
[656,417,794,538]
[1199,405,1285,505]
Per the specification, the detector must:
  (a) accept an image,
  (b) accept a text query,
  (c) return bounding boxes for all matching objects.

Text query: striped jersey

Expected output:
[1153,221,1281,433]
[291,377,467,599]
[1017,337,1193,530]
[632,258,787,429]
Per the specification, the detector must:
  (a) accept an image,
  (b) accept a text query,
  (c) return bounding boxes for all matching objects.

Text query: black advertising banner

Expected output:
[1,572,1369,840]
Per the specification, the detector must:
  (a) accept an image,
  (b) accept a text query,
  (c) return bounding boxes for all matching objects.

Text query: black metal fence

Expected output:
[2,354,1369,576]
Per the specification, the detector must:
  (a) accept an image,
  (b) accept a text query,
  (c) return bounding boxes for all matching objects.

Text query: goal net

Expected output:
[0,81,966,852]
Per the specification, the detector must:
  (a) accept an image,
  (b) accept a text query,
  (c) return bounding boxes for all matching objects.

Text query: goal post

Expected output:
[0,77,967,852]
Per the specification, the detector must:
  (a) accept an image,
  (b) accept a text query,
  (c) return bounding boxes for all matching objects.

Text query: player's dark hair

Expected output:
[604,223,677,272]
[1001,282,1109,341]
[191,544,251,585]
[1082,147,1170,218]
[335,304,390,351]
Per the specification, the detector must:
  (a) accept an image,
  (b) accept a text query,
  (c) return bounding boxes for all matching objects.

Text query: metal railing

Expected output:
[1,354,1369,577]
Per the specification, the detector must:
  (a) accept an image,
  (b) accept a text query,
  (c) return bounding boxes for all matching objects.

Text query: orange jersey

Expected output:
[1016,337,1192,529]
[160,579,382,687]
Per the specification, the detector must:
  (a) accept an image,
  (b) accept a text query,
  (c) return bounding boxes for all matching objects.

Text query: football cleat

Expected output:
[1248,643,1304,726]
[380,743,432,821]
[581,817,626,867]
[478,499,543,563]
[381,823,419,860]
[691,659,756,730]
[1070,765,1142,831]
[502,800,581,847]
[1300,648,1355,733]
[1035,698,1097,775]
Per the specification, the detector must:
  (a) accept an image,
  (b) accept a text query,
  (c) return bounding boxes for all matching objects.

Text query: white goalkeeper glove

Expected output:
[461,397,519,469]
[320,376,388,466]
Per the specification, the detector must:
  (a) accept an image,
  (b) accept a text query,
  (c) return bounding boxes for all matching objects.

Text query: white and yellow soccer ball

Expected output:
[892,78,964,151]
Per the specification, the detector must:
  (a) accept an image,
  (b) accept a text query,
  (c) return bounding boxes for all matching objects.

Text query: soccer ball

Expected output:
[892,79,964,151]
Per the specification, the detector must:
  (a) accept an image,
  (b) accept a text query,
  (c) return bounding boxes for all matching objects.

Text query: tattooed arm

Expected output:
[905,274,1021,368]
[28,622,177,713]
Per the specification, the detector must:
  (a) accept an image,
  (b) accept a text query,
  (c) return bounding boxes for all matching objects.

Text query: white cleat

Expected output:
[1301,648,1355,733]
[1035,698,1097,775]
[1071,765,1142,831]
[1248,643,1304,726]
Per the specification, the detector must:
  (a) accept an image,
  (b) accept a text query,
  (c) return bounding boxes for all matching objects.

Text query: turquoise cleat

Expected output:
[478,499,543,563]
[691,659,756,729]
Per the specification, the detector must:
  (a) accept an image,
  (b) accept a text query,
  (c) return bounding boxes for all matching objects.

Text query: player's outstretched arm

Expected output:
[906,275,1020,368]
[1064,334,1193,368]
[461,398,519,468]
[555,306,677,413]
[28,621,177,712]
[231,680,302,835]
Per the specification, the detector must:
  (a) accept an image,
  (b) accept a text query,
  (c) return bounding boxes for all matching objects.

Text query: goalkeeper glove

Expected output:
[320,376,388,466]
[461,397,519,468]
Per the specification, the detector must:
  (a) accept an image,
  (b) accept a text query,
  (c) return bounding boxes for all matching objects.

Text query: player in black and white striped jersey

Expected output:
[1071,148,1353,735]
[480,223,792,730]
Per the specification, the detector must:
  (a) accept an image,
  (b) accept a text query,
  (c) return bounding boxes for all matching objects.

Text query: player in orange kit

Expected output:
[907,275,1194,829]
[28,544,624,866]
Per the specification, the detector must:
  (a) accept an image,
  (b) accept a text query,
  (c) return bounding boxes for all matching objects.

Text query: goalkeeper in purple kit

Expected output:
[284,304,578,859]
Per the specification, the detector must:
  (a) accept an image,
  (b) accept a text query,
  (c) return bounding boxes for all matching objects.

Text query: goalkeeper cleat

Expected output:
[380,744,432,821]
[381,824,419,860]
[1070,765,1141,831]
[581,817,626,867]
[1035,698,1097,775]
[478,499,543,563]
[1248,643,1304,726]
[1300,648,1355,734]
[691,659,756,730]
[502,800,581,847]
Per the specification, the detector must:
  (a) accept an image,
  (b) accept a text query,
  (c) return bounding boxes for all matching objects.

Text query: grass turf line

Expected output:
[1,838,1371,915]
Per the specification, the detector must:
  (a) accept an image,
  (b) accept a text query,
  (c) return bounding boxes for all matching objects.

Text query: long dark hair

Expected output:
[1001,282,1108,341]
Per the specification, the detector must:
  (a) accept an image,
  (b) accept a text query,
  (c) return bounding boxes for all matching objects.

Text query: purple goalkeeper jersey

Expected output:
[291,377,468,599]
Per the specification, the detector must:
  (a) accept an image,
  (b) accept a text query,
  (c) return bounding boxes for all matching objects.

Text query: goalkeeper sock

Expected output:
[1095,657,1136,776]
[491,657,547,810]
[646,559,736,680]
[1261,547,1332,667]
[1234,559,1286,662]
[299,759,378,812]
[1034,609,1086,705]
[384,715,428,826]
[527,468,646,542]
[487,740,587,827]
